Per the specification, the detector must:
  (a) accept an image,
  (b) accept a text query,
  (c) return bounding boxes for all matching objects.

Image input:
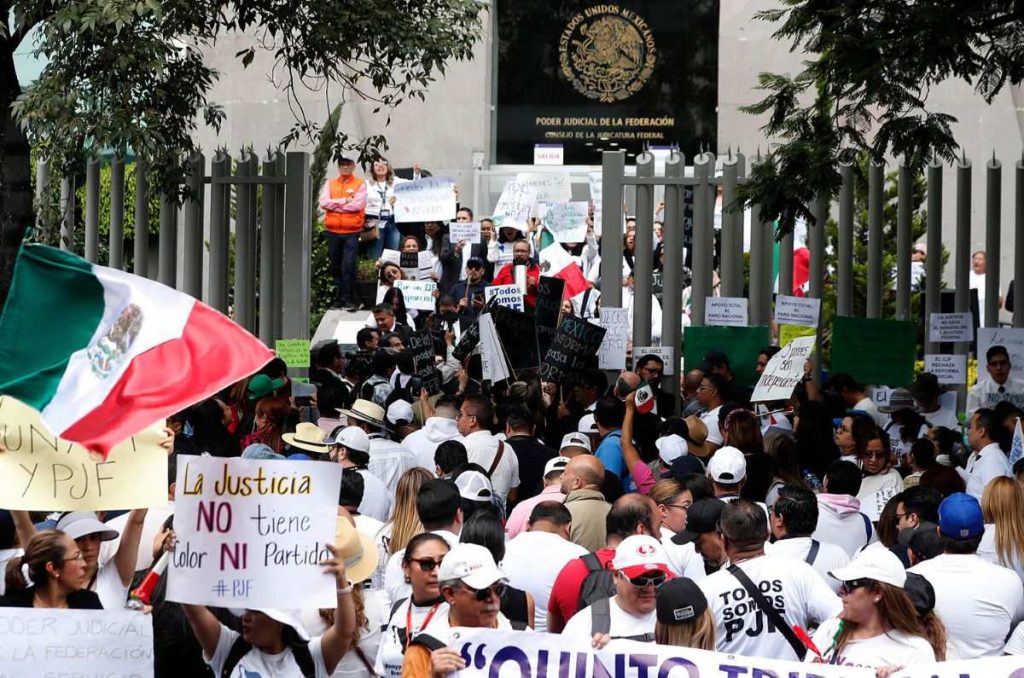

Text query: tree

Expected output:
[0,0,483,299]
[737,1,1024,234]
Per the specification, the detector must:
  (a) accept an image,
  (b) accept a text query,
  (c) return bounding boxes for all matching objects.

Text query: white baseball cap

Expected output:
[324,425,370,453]
[543,456,570,478]
[386,400,415,426]
[560,432,592,454]
[230,608,310,641]
[612,535,674,579]
[656,434,688,465]
[437,543,506,589]
[577,413,597,434]
[455,470,494,503]
[829,547,907,588]
[707,446,746,483]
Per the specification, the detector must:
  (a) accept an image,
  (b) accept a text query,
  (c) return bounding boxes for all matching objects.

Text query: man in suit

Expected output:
[439,209,496,293]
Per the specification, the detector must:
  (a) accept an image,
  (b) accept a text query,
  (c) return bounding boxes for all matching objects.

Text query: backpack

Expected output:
[576,553,617,612]
[221,636,315,678]
[589,597,654,642]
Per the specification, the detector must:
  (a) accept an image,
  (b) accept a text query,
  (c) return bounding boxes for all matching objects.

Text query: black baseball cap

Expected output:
[698,350,729,373]
[897,521,944,561]
[671,498,726,545]
[656,577,708,624]
[467,256,485,268]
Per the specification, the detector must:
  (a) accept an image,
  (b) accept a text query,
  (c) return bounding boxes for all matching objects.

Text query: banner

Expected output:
[478,314,512,384]
[394,279,438,311]
[0,608,154,678]
[924,354,967,385]
[449,629,873,678]
[450,221,482,245]
[891,656,1024,678]
[485,284,526,312]
[683,326,770,386]
[751,336,817,402]
[394,176,457,223]
[634,346,676,376]
[535,276,566,359]
[492,181,538,232]
[597,307,630,370]
[705,297,749,327]
[0,397,166,511]
[831,316,916,387]
[542,201,590,243]
[774,295,820,327]
[928,312,974,343]
[978,327,1024,380]
[168,455,342,609]
[539,315,606,386]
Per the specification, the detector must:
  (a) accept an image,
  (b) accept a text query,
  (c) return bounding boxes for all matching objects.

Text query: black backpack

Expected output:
[576,553,617,612]
[221,636,315,678]
[589,596,654,642]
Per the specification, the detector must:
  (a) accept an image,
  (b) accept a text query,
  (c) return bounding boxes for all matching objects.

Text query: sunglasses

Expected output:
[462,582,506,601]
[862,451,888,459]
[838,579,873,596]
[410,557,444,573]
[624,572,668,589]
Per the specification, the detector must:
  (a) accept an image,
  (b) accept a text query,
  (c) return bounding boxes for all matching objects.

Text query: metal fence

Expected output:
[35,151,313,346]
[601,150,1024,404]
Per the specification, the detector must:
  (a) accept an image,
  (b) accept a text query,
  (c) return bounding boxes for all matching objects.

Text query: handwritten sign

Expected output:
[0,608,154,678]
[542,201,589,244]
[924,353,968,385]
[928,312,974,343]
[751,336,817,402]
[394,279,437,311]
[978,327,1024,380]
[705,296,749,327]
[491,181,537,233]
[597,307,630,370]
[449,221,482,245]
[485,284,525,312]
[539,315,606,386]
[514,172,572,206]
[0,397,166,511]
[535,276,565,359]
[407,330,443,394]
[774,295,820,327]
[634,346,676,376]
[168,455,342,609]
[275,339,310,369]
[588,171,603,236]
[393,176,457,223]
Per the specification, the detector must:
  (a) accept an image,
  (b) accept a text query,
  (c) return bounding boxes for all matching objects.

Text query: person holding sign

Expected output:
[491,240,539,308]
[0,529,99,609]
[183,541,357,678]
[967,345,1024,418]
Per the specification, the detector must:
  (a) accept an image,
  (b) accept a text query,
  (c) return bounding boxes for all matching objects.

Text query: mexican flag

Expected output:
[0,245,274,456]
[538,227,590,299]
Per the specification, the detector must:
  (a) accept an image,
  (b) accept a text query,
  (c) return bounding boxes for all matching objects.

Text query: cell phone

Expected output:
[295,396,313,407]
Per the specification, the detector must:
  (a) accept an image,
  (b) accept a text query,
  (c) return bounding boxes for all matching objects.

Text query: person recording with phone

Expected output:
[451,258,488,321]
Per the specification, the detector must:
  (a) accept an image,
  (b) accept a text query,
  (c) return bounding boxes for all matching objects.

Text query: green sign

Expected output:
[780,324,817,347]
[683,326,770,386]
[830,316,916,387]
[275,339,311,369]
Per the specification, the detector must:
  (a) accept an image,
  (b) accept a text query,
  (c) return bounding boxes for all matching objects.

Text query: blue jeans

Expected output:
[367,216,400,259]
[325,232,359,305]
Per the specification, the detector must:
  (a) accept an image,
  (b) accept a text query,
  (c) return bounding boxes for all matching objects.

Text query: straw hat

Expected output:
[683,415,712,458]
[335,511,379,584]
[338,399,388,430]
[281,422,331,454]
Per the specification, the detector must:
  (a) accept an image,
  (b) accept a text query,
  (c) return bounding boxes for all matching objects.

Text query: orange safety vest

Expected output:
[324,175,366,235]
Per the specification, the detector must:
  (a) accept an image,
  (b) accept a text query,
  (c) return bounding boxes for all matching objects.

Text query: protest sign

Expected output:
[588,171,603,235]
[275,339,310,368]
[928,312,974,343]
[168,455,342,609]
[705,296,749,326]
[449,628,873,678]
[0,608,154,677]
[597,307,630,370]
[752,336,817,402]
[0,397,166,511]
[380,249,401,266]
[400,251,433,281]
[485,284,525,312]
[535,276,565,359]
[831,316,917,387]
[774,294,821,327]
[407,329,443,394]
[683,326,770,386]
[633,346,676,376]
[542,201,589,243]
[978,327,1024,380]
[394,279,438,311]
[453,318,481,361]
[779,323,817,347]
[449,221,482,245]
[492,181,537,232]
[514,171,572,206]
[489,305,540,371]
[393,176,457,223]
[924,353,968,385]
[478,313,511,384]
[539,315,606,386]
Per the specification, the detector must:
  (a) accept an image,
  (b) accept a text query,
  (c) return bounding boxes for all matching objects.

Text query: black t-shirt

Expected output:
[506,435,557,500]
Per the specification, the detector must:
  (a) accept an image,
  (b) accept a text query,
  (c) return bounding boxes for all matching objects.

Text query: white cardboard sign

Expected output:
[168,455,343,609]
[751,336,817,402]
[705,297,749,327]
[492,181,537,233]
[542,201,589,244]
[478,313,511,383]
[393,176,457,223]
[774,295,821,327]
[928,312,974,343]
[597,307,630,370]
[484,284,525,312]
[924,354,968,385]
[588,171,603,236]
[449,221,482,245]
[978,327,1024,380]
[633,346,676,376]
[394,279,438,311]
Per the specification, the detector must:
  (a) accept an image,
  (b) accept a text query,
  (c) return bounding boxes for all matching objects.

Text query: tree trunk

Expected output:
[0,38,33,308]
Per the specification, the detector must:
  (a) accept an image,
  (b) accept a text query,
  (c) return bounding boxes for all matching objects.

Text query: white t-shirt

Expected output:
[367,436,418,496]
[375,597,449,678]
[659,528,707,582]
[561,596,656,644]
[0,548,22,596]
[701,406,723,446]
[1005,621,1024,655]
[909,553,1024,659]
[353,514,385,547]
[857,469,904,522]
[764,537,850,594]
[978,523,1024,584]
[919,406,959,430]
[383,530,460,610]
[100,502,175,571]
[699,554,842,660]
[502,530,587,633]
[967,377,1024,417]
[853,396,885,428]
[809,617,935,668]
[965,443,1013,500]
[93,558,129,610]
[462,431,521,506]
[207,624,329,678]
[355,469,392,523]
[885,422,929,459]
[302,589,387,678]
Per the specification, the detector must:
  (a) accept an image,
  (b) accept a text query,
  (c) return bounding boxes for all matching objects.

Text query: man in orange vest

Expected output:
[319,157,367,309]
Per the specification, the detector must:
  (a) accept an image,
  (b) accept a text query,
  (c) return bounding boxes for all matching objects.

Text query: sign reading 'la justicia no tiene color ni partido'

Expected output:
[496,0,720,164]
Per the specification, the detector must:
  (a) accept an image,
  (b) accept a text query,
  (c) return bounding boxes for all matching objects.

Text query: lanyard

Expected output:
[405,601,442,650]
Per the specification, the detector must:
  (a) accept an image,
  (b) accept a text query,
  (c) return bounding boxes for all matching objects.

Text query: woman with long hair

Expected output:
[979,476,1024,581]
[834,412,876,465]
[0,529,97,608]
[654,578,715,650]
[722,408,771,501]
[365,158,401,257]
[240,396,290,453]
[793,399,840,483]
[372,468,434,589]
[811,549,941,668]
[648,479,704,580]
[857,428,904,522]
[763,432,808,506]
